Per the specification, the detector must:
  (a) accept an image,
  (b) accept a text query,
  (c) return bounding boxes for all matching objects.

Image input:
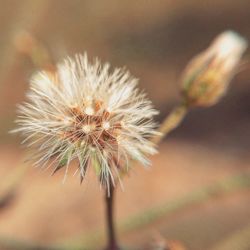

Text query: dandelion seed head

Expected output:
[102,121,110,130]
[14,53,158,188]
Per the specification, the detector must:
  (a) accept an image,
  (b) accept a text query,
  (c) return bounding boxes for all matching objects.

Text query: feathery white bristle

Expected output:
[14,53,159,187]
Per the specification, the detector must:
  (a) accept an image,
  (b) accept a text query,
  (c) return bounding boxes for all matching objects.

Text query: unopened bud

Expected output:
[181,31,247,107]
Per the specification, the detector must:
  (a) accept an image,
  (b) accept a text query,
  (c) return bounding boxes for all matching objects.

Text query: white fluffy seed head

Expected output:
[14,53,159,188]
[102,122,110,130]
[85,106,94,116]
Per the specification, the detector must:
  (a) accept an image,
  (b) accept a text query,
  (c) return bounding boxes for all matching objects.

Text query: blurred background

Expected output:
[0,0,250,249]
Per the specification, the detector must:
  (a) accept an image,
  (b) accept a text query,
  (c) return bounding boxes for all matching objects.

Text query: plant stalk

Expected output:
[104,183,119,250]
[152,103,188,144]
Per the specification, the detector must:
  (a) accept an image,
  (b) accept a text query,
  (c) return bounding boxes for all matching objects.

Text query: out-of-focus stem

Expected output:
[0,0,51,88]
[14,30,55,71]
[152,103,189,145]
[210,223,250,250]
[0,235,61,250]
[0,162,28,211]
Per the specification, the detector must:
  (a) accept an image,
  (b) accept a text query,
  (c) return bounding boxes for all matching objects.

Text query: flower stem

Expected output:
[105,183,120,250]
[152,103,189,145]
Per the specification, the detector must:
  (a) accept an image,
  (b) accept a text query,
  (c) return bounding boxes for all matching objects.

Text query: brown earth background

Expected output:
[0,1,250,249]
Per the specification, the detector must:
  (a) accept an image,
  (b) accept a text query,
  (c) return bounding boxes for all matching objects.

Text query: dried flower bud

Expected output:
[13,53,158,189]
[14,30,54,71]
[181,31,247,107]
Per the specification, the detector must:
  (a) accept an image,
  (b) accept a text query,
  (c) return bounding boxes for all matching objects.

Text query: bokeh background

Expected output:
[0,0,250,249]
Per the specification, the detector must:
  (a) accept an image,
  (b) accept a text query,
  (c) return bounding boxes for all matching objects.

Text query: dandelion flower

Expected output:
[14,53,158,188]
[181,30,247,107]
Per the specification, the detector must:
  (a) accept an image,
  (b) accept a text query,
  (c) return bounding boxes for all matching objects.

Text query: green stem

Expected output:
[152,103,188,144]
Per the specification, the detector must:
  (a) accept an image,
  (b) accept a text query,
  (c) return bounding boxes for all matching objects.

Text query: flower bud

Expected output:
[181,31,247,107]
